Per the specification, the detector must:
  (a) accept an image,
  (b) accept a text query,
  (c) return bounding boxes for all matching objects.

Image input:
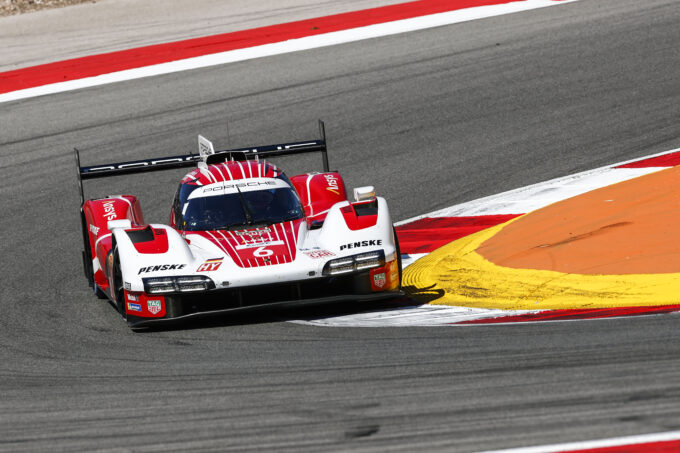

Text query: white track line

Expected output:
[397,146,680,224]
[0,0,578,104]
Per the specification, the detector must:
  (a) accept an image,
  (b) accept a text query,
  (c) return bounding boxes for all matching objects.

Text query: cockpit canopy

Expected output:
[173,176,304,231]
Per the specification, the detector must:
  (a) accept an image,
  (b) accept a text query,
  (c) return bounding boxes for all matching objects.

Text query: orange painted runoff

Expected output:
[478,165,680,275]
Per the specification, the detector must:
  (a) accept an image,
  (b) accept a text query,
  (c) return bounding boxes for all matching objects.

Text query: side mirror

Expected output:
[107,219,132,230]
[353,186,375,202]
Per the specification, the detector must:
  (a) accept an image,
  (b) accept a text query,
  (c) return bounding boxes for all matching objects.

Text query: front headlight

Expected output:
[323,251,385,276]
[143,275,215,294]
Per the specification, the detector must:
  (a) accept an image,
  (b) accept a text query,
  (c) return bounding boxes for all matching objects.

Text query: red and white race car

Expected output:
[75,122,403,327]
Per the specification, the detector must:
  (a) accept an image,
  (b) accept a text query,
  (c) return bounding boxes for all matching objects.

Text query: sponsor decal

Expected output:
[339,239,382,251]
[124,282,131,291]
[234,240,283,250]
[197,258,223,272]
[324,174,340,195]
[138,264,186,275]
[89,224,100,235]
[203,181,277,193]
[304,250,336,259]
[126,293,138,301]
[107,252,114,275]
[147,300,162,315]
[233,227,271,236]
[102,200,117,220]
[127,302,141,312]
[373,272,386,289]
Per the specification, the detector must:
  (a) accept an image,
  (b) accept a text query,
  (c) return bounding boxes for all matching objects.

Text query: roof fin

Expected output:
[198,135,215,169]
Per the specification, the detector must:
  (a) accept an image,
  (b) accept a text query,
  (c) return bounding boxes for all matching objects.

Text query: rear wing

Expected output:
[75,120,329,205]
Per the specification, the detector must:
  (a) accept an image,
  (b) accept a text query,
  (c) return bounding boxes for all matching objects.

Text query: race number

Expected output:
[253,246,274,257]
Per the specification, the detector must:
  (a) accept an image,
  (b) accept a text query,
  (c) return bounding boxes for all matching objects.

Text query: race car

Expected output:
[75,121,403,327]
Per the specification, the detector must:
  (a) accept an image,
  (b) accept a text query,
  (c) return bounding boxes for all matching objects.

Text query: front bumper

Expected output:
[126,269,402,328]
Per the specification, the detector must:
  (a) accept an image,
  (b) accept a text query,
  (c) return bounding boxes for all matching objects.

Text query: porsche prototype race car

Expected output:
[75,121,403,327]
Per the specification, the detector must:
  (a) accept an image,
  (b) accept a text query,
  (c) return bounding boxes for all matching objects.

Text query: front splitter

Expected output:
[127,291,404,329]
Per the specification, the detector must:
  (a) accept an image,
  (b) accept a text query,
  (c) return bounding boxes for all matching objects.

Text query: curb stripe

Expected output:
[0,0,533,94]
[477,431,680,453]
[0,0,577,103]
[616,150,680,168]
[396,214,520,254]
[458,305,680,324]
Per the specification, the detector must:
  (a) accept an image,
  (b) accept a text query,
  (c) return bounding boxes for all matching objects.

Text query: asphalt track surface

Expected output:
[2,0,680,451]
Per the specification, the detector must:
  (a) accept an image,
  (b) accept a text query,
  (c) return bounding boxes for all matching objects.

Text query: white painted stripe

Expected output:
[397,146,680,225]
[293,305,541,327]
[222,230,246,267]
[309,208,332,220]
[236,161,247,180]
[305,174,315,216]
[290,220,297,247]
[422,167,662,218]
[221,163,234,180]
[273,222,282,244]
[91,232,114,274]
[205,230,229,255]
[401,253,427,268]
[199,167,216,184]
[0,0,578,104]
[94,232,112,250]
[282,222,294,262]
[476,430,680,453]
[213,164,226,182]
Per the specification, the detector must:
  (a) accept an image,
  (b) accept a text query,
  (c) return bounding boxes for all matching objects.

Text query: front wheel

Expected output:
[111,247,127,320]
[393,226,402,290]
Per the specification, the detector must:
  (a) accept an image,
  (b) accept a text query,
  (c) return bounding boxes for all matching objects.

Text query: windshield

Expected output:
[180,186,304,231]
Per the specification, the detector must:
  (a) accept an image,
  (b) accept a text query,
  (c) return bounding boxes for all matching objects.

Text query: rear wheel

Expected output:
[93,282,107,299]
[81,211,108,299]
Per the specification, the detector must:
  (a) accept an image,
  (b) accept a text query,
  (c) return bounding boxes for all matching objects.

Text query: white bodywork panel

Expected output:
[112,197,396,293]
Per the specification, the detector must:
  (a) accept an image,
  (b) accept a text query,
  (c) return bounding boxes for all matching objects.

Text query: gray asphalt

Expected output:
[2,0,680,451]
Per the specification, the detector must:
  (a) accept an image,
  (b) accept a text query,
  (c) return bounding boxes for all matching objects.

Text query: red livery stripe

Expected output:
[195,221,301,268]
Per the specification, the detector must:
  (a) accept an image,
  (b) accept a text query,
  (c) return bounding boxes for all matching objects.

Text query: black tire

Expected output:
[93,282,108,299]
[111,247,127,320]
[81,212,108,299]
[393,226,402,290]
